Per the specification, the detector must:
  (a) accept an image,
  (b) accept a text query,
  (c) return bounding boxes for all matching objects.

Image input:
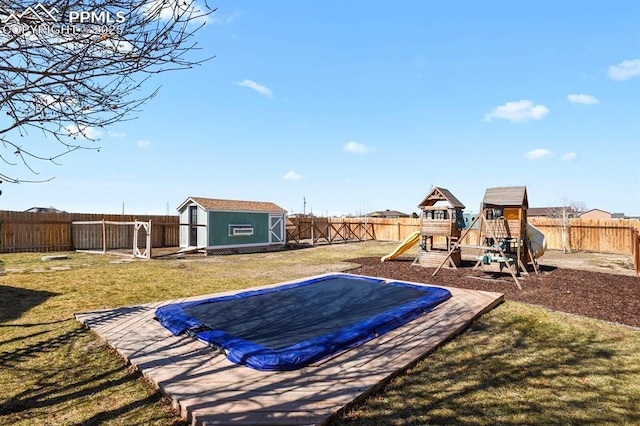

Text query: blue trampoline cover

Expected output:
[155,274,451,371]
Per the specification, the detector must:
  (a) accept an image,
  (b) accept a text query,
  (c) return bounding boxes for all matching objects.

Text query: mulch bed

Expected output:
[347,257,640,328]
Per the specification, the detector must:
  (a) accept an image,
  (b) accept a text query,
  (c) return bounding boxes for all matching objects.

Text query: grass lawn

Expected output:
[1,242,639,425]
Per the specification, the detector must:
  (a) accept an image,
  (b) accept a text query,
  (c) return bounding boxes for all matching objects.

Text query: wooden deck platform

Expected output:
[75,274,503,425]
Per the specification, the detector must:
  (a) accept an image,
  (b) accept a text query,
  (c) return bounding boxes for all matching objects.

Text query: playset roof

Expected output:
[482,186,528,208]
[418,187,465,209]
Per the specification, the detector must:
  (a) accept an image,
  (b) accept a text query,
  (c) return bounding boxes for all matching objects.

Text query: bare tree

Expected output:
[546,198,587,253]
[0,0,215,183]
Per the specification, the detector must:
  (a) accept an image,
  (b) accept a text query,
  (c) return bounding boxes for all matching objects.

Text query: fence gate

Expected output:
[133,220,152,259]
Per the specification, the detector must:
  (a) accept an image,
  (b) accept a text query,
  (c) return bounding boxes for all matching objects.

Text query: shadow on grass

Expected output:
[0,285,59,323]
[0,321,182,424]
[332,304,640,425]
[68,392,179,426]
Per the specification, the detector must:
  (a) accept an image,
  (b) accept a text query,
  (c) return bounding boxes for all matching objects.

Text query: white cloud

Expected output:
[236,80,273,98]
[283,170,303,180]
[567,94,599,105]
[108,131,126,138]
[64,125,101,139]
[344,141,371,154]
[562,152,577,161]
[143,0,209,25]
[483,100,549,123]
[35,94,78,113]
[608,59,640,81]
[525,149,553,160]
[211,10,243,25]
[99,37,134,54]
[137,140,152,148]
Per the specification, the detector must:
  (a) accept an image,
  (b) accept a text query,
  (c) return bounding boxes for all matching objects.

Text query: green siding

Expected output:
[208,211,270,246]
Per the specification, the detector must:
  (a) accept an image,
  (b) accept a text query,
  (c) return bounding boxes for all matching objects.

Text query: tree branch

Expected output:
[0,0,215,183]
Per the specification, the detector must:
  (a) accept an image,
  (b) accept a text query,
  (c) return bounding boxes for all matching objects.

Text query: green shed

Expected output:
[177,197,287,251]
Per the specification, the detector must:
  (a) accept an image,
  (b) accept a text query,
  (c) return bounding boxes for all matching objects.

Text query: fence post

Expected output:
[311,217,315,246]
[631,228,640,276]
[102,220,106,254]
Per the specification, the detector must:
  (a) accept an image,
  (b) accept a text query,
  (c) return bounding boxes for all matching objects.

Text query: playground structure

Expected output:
[415,187,466,267]
[381,185,547,288]
[433,186,545,289]
[380,187,466,266]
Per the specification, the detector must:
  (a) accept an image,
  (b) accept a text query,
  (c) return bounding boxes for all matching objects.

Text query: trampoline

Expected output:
[155,273,452,371]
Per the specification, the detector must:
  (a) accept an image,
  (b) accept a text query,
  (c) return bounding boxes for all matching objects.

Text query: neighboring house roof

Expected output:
[528,206,580,217]
[418,187,465,209]
[611,212,626,219]
[579,208,611,217]
[368,210,410,218]
[178,197,287,213]
[482,186,528,208]
[25,206,67,213]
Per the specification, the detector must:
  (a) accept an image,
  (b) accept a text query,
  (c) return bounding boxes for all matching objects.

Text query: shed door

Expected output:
[269,214,284,244]
[189,206,198,247]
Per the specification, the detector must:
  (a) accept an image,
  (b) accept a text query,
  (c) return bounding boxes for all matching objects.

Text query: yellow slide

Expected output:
[381,231,421,262]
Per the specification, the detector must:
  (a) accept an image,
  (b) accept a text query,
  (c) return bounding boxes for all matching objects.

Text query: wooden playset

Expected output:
[380,185,545,288]
[414,187,466,268]
[433,186,542,288]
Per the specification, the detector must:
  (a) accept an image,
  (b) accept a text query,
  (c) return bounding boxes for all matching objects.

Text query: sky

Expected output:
[2,1,640,217]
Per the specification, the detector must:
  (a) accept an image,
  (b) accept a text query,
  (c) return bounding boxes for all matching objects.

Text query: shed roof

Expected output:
[418,187,465,209]
[179,197,287,213]
[482,186,528,208]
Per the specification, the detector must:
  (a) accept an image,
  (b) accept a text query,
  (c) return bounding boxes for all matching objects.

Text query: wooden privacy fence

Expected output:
[2,210,639,265]
[456,218,640,254]
[0,210,179,253]
[527,217,640,255]
[288,217,640,259]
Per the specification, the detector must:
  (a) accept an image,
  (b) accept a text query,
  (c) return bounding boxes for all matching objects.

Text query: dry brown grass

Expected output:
[334,302,640,425]
[1,242,639,425]
[0,242,397,425]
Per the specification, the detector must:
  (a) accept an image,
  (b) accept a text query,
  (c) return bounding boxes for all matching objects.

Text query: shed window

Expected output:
[229,224,254,236]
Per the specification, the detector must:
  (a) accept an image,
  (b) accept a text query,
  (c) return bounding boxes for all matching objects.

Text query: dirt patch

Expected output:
[530,250,637,276]
[348,255,640,328]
